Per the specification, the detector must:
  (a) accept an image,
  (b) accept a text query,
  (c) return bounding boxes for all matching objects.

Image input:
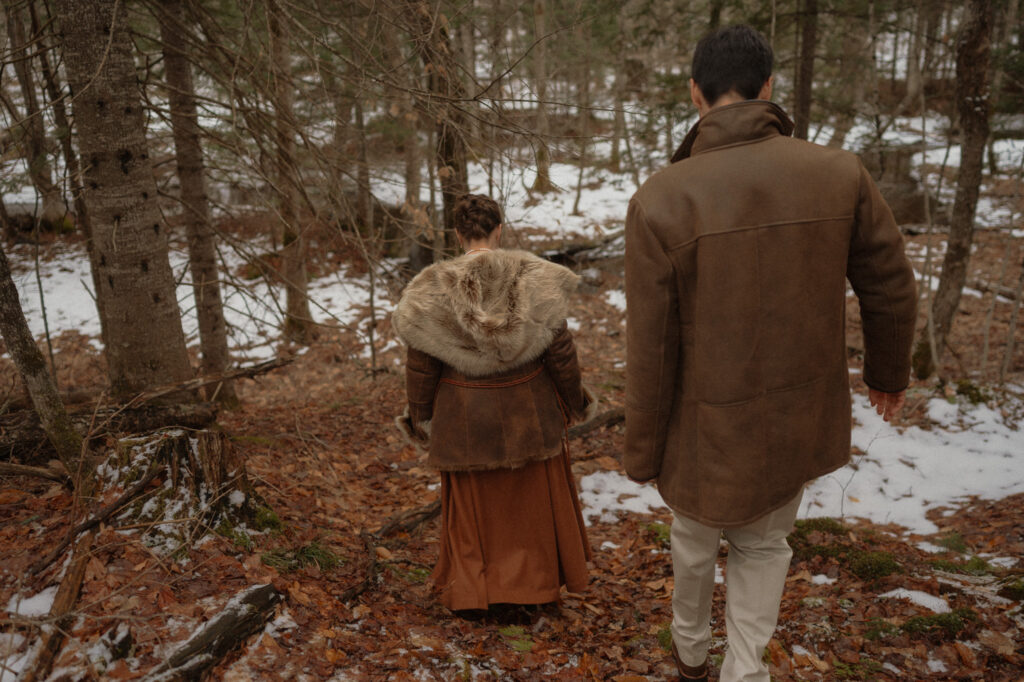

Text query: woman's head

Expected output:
[454,194,502,244]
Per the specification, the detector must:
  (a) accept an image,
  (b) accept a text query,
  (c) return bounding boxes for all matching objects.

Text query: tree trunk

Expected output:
[827,18,870,148]
[899,4,928,115]
[0,245,83,469]
[3,0,64,225]
[403,0,469,254]
[55,0,193,400]
[157,0,235,404]
[355,100,373,233]
[709,0,724,30]
[793,0,818,140]
[267,2,312,343]
[531,0,553,192]
[912,0,994,379]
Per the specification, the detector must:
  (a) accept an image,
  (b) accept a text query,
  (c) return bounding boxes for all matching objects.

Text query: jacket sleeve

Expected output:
[543,322,588,421]
[406,346,442,427]
[624,197,680,482]
[847,163,918,393]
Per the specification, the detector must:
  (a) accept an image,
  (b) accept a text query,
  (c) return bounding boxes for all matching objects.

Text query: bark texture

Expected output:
[403,0,469,252]
[0,245,83,468]
[55,0,193,398]
[141,584,282,681]
[157,0,236,402]
[913,0,993,378]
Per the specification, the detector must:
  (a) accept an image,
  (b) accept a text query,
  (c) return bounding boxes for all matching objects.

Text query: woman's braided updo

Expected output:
[454,194,502,243]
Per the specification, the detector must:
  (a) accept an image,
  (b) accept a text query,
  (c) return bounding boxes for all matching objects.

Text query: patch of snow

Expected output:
[229,490,246,507]
[791,644,812,656]
[983,555,1018,569]
[926,654,948,673]
[803,394,1024,534]
[0,631,30,682]
[603,289,626,312]
[578,471,666,525]
[6,585,59,617]
[916,541,948,554]
[566,317,581,332]
[811,574,836,585]
[599,541,619,550]
[882,661,902,675]
[715,564,724,585]
[879,588,950,614]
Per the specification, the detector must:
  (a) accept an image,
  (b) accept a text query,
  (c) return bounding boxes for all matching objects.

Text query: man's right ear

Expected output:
[690,78,710,117]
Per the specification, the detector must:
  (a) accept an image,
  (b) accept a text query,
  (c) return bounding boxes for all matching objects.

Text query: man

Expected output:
[623,25,917,682]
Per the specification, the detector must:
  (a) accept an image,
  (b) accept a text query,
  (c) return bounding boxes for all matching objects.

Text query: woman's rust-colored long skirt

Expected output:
[432,445,592,610]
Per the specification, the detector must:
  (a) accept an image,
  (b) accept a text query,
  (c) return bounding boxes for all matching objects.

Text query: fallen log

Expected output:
[568,407,624,439]
[540,230,624,266]
[141,584,282,681]
[21,530,95,682]
[969,278,1019,301]
[1,402,218,462]
[0,460,69,484]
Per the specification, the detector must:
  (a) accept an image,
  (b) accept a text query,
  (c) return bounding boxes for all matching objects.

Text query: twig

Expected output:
[337,532,381,603]
[28,462,162,577]
[0,461,69,484]
[375,499,440,538]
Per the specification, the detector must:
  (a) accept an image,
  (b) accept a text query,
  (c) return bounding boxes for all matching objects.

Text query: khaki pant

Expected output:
[670,490,803,682]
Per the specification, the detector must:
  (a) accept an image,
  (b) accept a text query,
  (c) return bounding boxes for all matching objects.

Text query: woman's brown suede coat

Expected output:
[393,249,589,471]
[624,101,917,527]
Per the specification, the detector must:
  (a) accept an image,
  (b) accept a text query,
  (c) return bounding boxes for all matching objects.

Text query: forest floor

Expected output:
[2,226,1024,680]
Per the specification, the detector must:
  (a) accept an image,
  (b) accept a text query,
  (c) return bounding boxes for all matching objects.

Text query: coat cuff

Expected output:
[580,384,601,423]
[623,405,665,481]
[394,410,430,455]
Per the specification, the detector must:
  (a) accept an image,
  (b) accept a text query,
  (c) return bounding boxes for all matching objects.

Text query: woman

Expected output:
[392,194,593,612]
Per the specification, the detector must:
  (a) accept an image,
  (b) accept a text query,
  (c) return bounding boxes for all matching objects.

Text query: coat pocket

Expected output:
[695,398,768,518]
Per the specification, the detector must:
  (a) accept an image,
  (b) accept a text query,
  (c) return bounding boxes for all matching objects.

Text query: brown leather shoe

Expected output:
[671,641,709,682]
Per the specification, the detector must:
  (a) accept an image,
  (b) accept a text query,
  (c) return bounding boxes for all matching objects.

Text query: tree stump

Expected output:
[101,429,262,554]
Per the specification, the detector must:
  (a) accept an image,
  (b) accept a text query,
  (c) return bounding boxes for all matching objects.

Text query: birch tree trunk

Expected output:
[55,0,193,399]
[157,0,235,403]
[0,245,82,469]
[3,0,64,225]
[268,0,312,343]
[912,0,994,378]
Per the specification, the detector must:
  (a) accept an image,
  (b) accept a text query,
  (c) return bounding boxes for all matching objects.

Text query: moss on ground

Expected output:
[261,542,342,572]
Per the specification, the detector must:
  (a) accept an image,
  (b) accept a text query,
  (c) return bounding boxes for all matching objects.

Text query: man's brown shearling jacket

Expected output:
[393,249,590,471]
[624,100,917,527]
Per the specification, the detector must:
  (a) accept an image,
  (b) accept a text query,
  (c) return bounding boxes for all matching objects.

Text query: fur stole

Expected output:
[392,249,580,376]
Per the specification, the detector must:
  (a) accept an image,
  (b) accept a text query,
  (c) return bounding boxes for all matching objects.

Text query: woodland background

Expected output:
[1,0,1023,679]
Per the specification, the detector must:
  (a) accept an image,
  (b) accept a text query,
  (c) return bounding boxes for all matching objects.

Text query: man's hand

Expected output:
[868,388,906,422]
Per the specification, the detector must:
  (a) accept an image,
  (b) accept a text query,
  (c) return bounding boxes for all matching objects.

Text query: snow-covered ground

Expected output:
[579,388,1024,551]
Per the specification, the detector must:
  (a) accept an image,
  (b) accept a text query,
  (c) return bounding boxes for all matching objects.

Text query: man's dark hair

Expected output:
[691,24,773,105]
[454,194,502,242]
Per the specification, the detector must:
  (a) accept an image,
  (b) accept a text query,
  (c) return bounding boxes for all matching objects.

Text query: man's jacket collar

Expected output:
[670,100,795,163]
